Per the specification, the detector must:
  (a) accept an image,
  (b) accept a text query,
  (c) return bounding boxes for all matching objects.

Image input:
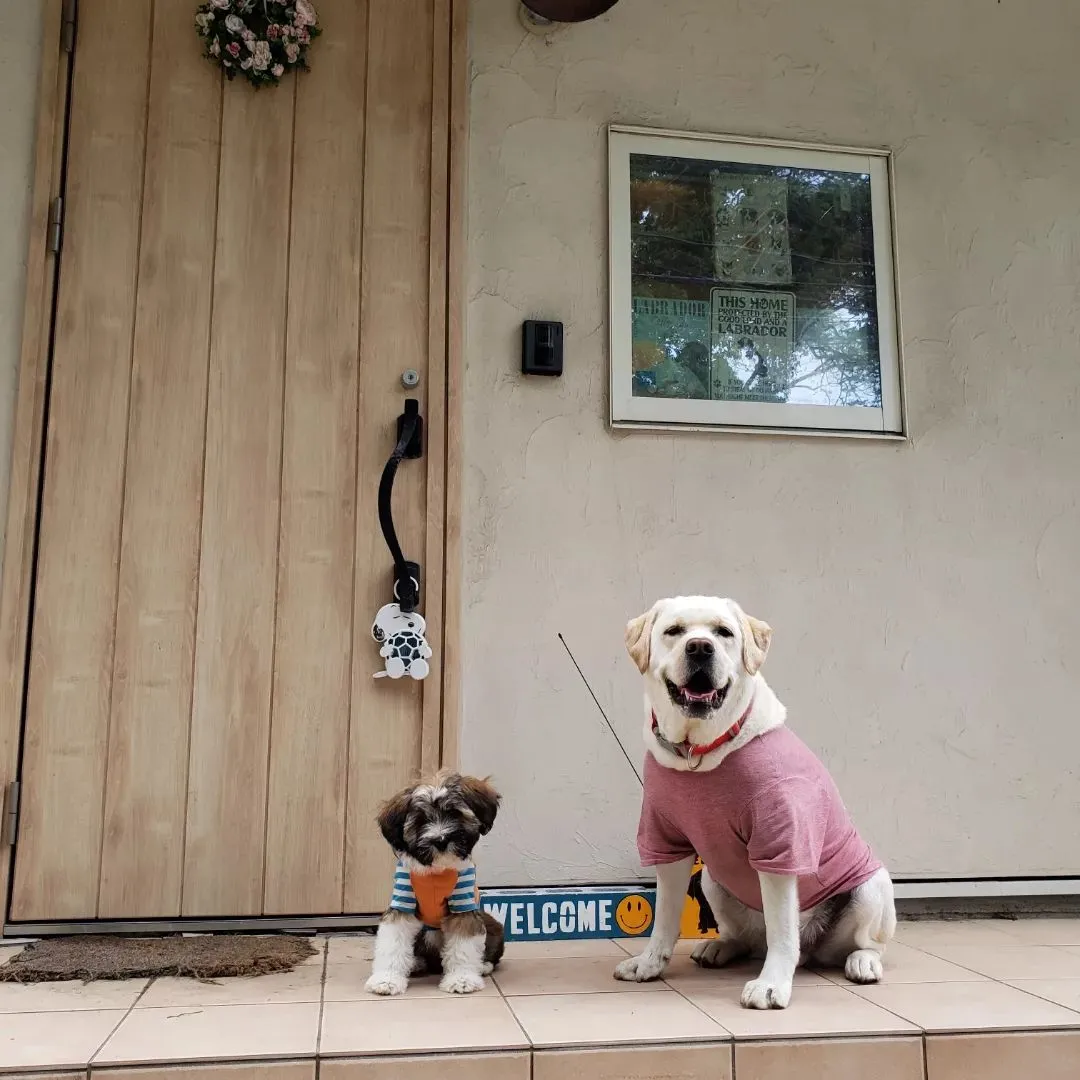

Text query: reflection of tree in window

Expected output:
[628,154,882,408]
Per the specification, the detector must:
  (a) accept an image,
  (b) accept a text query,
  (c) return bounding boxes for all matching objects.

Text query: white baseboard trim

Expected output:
[894,878,1080,899]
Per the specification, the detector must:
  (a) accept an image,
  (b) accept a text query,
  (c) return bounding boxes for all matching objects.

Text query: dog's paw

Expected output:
[480,961,494,975]
[439,970,485,994]
[741,977,792,1010]
[844,949,884,984]
[365,974,408,997]
[692,939,741,969]
[614,953,666,983]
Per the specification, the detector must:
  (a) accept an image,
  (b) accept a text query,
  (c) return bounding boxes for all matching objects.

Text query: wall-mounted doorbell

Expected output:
[521,320,564,377]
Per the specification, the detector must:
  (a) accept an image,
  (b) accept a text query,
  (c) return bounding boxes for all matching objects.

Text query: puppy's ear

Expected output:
[625,602,660,673]
[376,789,412,851]
[737,607,772,675]
[457,776,501,835]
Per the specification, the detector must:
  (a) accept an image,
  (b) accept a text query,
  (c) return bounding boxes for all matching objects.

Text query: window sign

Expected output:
[609,127,905,436]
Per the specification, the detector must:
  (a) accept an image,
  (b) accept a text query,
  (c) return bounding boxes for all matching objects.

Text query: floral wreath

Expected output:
[195,0,320,88]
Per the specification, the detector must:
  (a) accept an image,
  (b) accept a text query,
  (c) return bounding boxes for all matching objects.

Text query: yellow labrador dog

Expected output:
[614,596,895,1009]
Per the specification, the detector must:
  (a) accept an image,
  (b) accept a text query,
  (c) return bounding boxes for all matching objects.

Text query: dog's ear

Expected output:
[456,775,501,835]
[625,602,660,673]
[737,607,772,675]
[376,789,412,851]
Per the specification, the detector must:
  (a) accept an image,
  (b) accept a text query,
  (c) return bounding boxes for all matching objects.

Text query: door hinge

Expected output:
[61,0,77,54]
[48,196,64,256]
[2,781,19,847]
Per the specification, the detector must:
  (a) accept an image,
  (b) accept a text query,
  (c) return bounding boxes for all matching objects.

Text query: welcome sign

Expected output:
[480,887,656,942]
[480,860,719,943]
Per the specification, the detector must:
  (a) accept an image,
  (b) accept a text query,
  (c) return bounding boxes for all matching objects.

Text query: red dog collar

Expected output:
[651,697,754,769]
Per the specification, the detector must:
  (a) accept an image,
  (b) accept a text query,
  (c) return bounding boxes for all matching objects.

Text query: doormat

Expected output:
[0,934,317,983]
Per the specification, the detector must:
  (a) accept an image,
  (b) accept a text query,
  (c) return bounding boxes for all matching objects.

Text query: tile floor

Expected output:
[3,921,1080,1078]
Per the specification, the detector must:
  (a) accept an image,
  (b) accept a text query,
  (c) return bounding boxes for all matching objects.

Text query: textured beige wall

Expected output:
[0,0,44,577]
[464,0,1080,885]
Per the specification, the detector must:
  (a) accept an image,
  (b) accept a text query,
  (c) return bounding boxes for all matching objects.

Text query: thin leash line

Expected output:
[557,633,643,789]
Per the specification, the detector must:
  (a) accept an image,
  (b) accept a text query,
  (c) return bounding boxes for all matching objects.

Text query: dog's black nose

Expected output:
[685,637,715,657]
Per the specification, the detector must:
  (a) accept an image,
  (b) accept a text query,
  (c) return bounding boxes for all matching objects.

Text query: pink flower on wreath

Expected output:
[267,23,281,39]
[271,63,284,77]
[293,0,317,27]
[252,40,272,70]
[297,28,310,44]
[226,41,241,57]
[285,41,300,62]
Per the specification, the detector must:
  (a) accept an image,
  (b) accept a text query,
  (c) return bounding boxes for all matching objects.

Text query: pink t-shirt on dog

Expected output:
[638,725,881,912]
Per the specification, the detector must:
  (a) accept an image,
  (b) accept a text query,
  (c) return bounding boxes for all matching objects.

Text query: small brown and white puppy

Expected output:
[365,771,504,996]
[614,597,895,1009]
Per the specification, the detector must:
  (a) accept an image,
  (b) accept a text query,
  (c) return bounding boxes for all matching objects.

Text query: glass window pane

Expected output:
[628,153,883,409]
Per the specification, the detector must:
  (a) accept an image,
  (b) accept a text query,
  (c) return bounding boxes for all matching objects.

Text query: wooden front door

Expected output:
[10,0,453,922]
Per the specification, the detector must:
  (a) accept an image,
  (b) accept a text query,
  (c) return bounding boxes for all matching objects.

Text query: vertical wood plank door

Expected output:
[10,0,450,922]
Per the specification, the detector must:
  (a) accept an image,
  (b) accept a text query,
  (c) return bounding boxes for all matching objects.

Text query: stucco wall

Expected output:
[463,0,1080,885]
[0,0,44,577]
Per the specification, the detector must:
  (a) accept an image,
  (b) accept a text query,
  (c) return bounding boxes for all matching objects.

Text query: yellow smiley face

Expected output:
[615,894,653,935]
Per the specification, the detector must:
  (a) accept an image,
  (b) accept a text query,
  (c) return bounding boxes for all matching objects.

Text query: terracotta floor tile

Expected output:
[616,938,714,956]
[997,920,1080,946]
[896,920,1022,948]
[919,946,1080,981]
[137,966,324,1008]
[679,983,917,1040]
[852,980,1080,1033]
[12,921,1080,1068]
[0,1072,83,1080]
[320,997,529,1055]
[735,1036,924,1080]
[505,939,628,959]
[322,1053,531,1080]
[1006,979,1080,1011]
[0,977,148,1013]
[0,1009,126,1070]
[508,990,728,1048]
[662,954,831,989]
[815,943,989,986]
[495,956,670,996]
[533,1044,732,1080]
[925,1031,1080,1080]
[323,962,497,1001]
[92,1064,315,1080]
[325,936,376,965]
[93,1002,320,1065]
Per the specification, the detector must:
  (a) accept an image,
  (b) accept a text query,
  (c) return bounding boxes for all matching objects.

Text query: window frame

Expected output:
[608,125,906,438]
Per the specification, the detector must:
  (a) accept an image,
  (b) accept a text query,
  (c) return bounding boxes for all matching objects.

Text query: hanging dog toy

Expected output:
[373,398,433,680]
[372,603,432,681]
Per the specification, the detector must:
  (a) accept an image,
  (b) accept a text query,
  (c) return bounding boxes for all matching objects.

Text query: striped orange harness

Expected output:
[390,863,480,928]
